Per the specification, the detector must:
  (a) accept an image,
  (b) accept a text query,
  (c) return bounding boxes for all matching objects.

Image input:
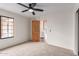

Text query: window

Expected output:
[0,16,14,39]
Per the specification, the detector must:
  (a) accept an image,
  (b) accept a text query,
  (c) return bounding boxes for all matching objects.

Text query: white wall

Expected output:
[46,11,74,50]
[0,9,30,49]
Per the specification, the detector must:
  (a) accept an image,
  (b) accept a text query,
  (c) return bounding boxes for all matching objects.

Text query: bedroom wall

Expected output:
[46,11,74,50]
[0,9,30,49]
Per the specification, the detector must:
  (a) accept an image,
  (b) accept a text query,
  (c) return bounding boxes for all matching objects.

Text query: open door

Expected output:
[32,20,40,42]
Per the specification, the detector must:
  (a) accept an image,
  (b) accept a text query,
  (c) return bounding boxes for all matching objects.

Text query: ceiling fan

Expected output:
[17,3,44,15]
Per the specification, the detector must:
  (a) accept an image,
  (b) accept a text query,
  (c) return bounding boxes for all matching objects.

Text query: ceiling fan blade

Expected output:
[32,3,36,7]
[33,8,44,12]
[32,12,35,15]
[29,3,36,8]
[17,3,29,8]
[22,9,29,12]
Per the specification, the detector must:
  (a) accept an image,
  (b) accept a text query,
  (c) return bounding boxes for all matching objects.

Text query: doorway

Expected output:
[40,20,47,42]
[32,20,47,42]
[32,20,40,42]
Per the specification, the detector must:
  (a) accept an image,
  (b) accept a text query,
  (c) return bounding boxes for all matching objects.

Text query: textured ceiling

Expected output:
[0,3,75,17]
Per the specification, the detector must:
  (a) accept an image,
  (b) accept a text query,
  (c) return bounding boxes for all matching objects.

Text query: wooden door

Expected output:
[32,20,40,42]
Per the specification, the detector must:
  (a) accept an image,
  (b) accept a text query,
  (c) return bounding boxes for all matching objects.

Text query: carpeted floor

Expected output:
[0,42,75,56]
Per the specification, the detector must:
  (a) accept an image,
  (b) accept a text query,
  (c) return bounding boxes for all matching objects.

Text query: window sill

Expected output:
[0,36,14,39]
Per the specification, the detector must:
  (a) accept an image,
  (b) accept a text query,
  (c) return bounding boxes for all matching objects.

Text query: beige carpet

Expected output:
[0,42,75,56]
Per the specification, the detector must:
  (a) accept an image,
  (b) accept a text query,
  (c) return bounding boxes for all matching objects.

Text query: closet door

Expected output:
[32,20,40,42]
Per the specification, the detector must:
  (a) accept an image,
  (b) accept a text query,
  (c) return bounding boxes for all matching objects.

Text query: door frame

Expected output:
[76,8,79,55]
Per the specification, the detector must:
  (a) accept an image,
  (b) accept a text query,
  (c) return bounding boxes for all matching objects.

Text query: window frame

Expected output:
[0,15,14,39]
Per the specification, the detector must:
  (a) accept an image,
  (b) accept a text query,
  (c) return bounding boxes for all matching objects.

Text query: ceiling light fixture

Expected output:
[29,9,34,12]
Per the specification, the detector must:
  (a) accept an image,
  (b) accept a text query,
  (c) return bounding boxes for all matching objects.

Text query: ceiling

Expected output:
[0,3,76,17]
